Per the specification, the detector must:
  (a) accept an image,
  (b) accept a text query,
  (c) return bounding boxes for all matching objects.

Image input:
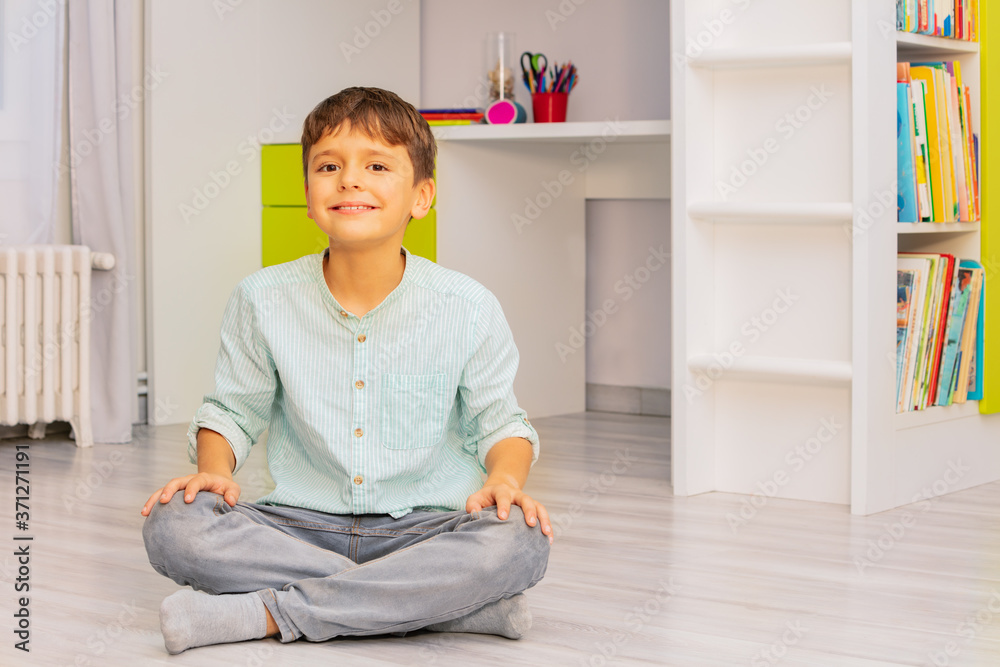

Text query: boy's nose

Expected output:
[338,164,364,189]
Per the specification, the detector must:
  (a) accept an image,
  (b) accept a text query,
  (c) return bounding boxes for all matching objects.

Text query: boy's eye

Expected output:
[318,164,338,172]
[370,163,388,172]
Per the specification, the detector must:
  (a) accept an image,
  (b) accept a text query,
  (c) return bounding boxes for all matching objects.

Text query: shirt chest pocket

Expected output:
[380,373,451,449]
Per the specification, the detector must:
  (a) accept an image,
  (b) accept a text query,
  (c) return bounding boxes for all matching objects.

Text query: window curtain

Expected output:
[2,0,64,245]
[67,0,138,443]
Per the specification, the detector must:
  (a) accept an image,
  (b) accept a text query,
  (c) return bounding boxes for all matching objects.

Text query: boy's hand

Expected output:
[140,473,241,517]
[466,483,554,545]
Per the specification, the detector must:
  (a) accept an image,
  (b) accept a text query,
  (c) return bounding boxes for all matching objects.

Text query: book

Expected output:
[418,108,482,114]
[897,83,919,222]
[944,63,970,220]
[425,120,478,126]
[897,269,917,405]
[909,67,947,221]
[905,61,979,222]
[911,79,934,220]
[421,113,485,121]
[952,260,984,402]
[935,265,975,405]
[967,261,985,400]
[924,254,955,406]
[898,256,930,411]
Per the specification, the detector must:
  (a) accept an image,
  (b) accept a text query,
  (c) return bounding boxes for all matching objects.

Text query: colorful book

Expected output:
[897,269,917,406]
[967,261,985,400]
[897,83,919,222]
[911,78,934,220]
[909,66,947,221]
[898,256,930,411]
[952,261,984,403]
[935,265,975,405]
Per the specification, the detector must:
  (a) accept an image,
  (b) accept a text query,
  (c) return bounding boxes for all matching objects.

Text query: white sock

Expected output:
[425,593,533,639]
[159,589,267,654]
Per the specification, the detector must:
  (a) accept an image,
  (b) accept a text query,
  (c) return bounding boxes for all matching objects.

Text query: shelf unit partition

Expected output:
[672,0,1000,515]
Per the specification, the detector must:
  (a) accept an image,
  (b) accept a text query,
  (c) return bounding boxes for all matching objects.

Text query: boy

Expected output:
[140,87,553,654]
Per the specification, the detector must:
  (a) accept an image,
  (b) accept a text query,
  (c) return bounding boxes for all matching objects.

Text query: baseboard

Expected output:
[586,383,670,417]
[0,421,72,441]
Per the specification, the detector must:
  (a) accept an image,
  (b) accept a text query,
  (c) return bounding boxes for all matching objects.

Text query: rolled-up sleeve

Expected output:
[186,282,277,472]
[458,290,540,474]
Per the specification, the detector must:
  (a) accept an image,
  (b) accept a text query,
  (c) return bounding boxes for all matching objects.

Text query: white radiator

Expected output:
[0,245,115,448]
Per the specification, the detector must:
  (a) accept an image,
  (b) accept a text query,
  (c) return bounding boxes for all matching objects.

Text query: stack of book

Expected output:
[896,1,978,39]
[897,61,979,223]
[897,253,984,412]
[419,108,485,126]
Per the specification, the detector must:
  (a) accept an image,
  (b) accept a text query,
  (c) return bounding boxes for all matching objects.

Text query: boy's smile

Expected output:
[304,120,434,251]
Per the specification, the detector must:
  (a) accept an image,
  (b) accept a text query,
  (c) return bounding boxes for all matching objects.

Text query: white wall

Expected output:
[585,199,670,389]
[420,0,670,122]
[145,0,421,424]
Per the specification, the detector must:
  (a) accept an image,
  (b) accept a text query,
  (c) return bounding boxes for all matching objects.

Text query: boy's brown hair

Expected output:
[301,87,436,188]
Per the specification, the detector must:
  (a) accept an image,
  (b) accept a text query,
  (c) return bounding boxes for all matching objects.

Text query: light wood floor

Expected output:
[3,411,1000,665]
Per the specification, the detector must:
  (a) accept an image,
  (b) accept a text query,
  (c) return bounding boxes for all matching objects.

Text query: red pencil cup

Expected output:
[532,92,568,123]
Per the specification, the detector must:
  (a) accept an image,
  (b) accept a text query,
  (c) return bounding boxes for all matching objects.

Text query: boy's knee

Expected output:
[142,492,217,562]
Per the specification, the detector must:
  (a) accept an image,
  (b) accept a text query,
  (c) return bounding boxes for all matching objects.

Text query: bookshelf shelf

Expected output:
[896,32,979,55]
[432,119,670,144]
[896,221,980,234]
[687,355,852,385]
[895,400,980,430]
[688,42,852,69]
[689,202,852,224]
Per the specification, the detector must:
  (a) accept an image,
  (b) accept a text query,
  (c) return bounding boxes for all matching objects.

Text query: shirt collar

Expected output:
[316,245,413,316]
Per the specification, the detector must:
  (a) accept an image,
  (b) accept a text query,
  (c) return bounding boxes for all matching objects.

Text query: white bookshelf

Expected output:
[671,0,999,515]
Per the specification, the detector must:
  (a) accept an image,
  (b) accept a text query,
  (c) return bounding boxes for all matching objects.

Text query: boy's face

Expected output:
[304,120,434,252]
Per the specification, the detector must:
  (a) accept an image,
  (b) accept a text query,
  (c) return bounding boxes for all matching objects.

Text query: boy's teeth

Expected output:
[338,205,373,210]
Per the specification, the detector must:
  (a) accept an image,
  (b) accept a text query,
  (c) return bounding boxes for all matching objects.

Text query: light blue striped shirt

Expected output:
[186,245,539,518]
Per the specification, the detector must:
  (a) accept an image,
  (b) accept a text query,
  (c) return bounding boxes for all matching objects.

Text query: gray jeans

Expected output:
[142,492,550,643]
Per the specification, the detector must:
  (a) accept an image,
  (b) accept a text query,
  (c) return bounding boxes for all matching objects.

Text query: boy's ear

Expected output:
[409,177,435,220]
[304,179,314,220]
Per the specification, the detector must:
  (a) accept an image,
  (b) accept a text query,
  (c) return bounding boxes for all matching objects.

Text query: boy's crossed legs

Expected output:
[142,492,550,653]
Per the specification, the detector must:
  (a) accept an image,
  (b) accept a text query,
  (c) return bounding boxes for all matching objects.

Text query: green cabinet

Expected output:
[261,144,436,267]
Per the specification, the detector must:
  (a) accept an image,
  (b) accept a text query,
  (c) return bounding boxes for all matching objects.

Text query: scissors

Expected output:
[520,51,548,93]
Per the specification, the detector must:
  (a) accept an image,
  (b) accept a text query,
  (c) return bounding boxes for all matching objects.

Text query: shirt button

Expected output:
[355,380,365,389]
[340,309,348,317]
[354,428,363,437]
[353,475,363,485]
[357,334,366,343]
